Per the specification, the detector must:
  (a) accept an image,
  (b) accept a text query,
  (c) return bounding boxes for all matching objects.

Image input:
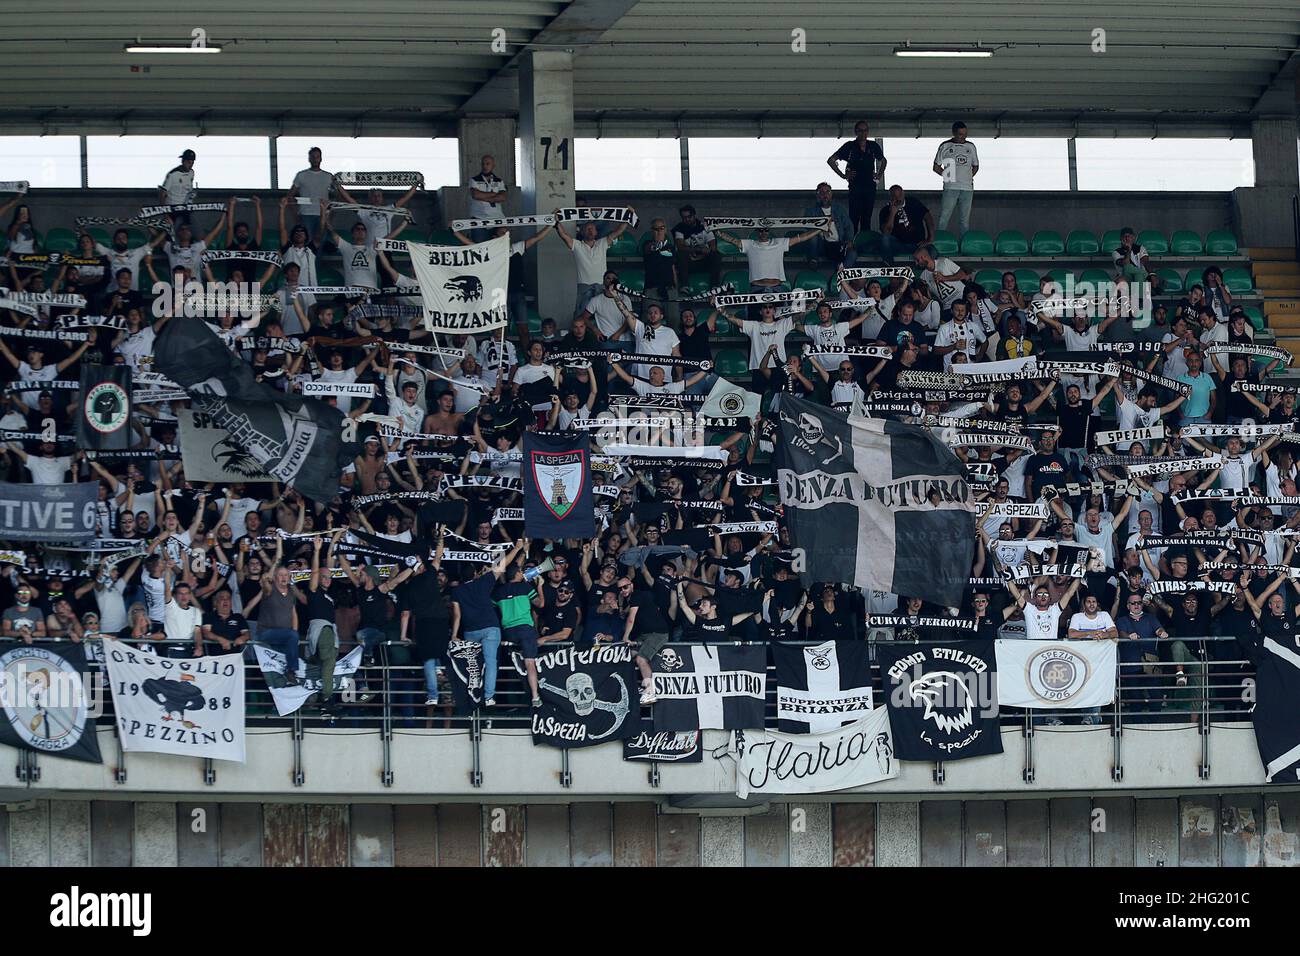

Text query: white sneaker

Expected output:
[1044,717,1064,727]
[485,698,496,707]
[639,685,657,706]
[1175,671,1187,687]
[424,696,438,706]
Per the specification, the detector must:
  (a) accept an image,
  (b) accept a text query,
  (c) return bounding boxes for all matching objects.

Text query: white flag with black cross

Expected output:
[773,394,976,607]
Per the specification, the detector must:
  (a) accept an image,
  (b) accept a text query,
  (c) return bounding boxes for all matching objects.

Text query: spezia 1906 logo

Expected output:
[1025,646,1090,703]
[84,382,129,434]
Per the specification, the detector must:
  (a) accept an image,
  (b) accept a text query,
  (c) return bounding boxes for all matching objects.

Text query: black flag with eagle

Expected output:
[773,394,975,608]
[877,640,1002,761]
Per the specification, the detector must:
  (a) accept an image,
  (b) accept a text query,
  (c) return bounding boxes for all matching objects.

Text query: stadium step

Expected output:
[1251,260,1300,277]
[1247,246,1300,261]
[1270,338,1300,364]
[1264,299,1300,317]
[1254,273,1300,293]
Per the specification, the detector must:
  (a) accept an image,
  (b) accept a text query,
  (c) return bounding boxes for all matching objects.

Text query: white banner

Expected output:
[734,707,898,798]
[178,409,273,483]
[994,639,1117,710]
[102,638,246,762]
[254,644,362,717]
[408,236,510,333]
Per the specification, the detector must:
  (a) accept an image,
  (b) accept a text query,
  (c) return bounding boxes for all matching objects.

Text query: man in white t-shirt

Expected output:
[804,301,869,371]
[1011,578,1081,641]
[913,244,970,312]
[626,304,681,379]
[713,224,821,291]
[579,273,637,345]
[96,229,154,288]
[555,211,633,318]
[611,361,707,397]
[312,348,378,415]
[7,440,72,484]
[933,300,988,371]
[1112,387,1185,451]
[722,302,796,390]
[829,361,867,408]
[932,120,979,237]
[159,149,197,206]
[162,569,204,657]
[327,218,380,290]
[468,155,508,225]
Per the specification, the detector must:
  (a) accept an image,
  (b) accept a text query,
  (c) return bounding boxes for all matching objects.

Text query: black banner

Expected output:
[77,364,132,451]
[523,431,595,540]
[877,640,1003,761]
[621,720,703,762]
[531,644,640,748]
[0,641,103,763]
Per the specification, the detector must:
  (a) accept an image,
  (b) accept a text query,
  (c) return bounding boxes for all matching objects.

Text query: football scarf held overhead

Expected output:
[0,641,103,763]
[153,316,347,503]
[1206,343,1292,367]
[733,707,898,799]
[407,235,510,333]
[876,640,1002,761]
[701,216,830,232]
[531,644,640,748]
[994,639,1117,710]
[772,640,873,734]
[1094,423,1166,447]
[102,639,245,763]
[137,202,227,218]
[714,289,822,308]
[556,206,639,229]
[336,170,424,190]
[450,214,556,231]
[774,394,975,608]
[523,430,596,539]
[77,365,132,451]
[651,644,767,731]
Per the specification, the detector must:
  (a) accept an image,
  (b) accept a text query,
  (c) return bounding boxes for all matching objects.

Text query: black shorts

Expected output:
[505,624,539,659]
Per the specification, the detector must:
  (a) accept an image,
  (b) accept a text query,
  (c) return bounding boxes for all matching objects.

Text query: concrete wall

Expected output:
[3,794,1297,866]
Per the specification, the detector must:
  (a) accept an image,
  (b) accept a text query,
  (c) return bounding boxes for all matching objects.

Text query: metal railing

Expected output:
[15,635,1257,790]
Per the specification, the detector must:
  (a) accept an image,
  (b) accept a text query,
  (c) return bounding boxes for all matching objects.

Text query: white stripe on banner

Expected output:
[776,641,874,734]
[450,214,557,231]
[733,706,897,799]
[994,639,1117,709]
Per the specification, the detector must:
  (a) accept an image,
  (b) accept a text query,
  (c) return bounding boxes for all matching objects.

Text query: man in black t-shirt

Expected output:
[1024,432,1073,500]
[826,120,886,234]
[671,205,721,289]
[621,575,669,706]
[540,581,580,646]
[877,185,933,265]
[200,590,249,656]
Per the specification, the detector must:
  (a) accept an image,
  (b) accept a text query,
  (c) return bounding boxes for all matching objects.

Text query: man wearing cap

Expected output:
[160,149,197,209]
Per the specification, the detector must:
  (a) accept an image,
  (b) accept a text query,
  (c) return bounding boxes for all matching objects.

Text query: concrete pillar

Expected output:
[457,117,517,192]
[1233,117,1299,248]
[519,51,576,324]
[875,801,920,867]
[133,802,178,867]
[1252,117,1300,188]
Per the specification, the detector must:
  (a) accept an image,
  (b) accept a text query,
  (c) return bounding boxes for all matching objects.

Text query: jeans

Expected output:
[256,627,300,674]
[356,626,385,658]
[575,282,603,319]
[300,214,322,244]
[811,238,855,267]
[879,234,917,265]
[465,626,502,702]
[937,188,973,237]
[1060,447,1087,474]
[422,657,443,698]
[1182,413,1211,425]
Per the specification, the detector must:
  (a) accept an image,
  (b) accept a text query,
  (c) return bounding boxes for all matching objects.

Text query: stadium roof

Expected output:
[1,0,1297,138]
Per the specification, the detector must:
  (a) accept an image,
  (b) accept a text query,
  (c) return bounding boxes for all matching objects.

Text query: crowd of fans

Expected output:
[0,126,1286,723]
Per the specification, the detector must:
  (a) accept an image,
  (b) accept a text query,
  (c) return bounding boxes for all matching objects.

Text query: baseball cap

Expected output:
[180,149,196,160]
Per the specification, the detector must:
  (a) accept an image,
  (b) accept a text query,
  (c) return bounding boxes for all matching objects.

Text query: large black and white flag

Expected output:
[0,641,103,763]
[154,316,347,502]
[772,640,873,734]
[733,706,897,798]
[532,644,640,748]
[622,720,703,762]
[407,236,510,333]
[1235,630,1300,782]
[651,644,767,731]
[877,640,1003,761]
[77,365,132,451]
[444,639,485,715]
[0,481,98,544]
[774,394,975,608]
[178,407,273,482]
[102,638,245,762]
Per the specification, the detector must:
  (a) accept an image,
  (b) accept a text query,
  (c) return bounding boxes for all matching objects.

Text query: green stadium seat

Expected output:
[317,264,345,287]
[426,228,458,245]
[1205,230,1239,255]
[716,237,742,256]
[1014,268,1039,291]
[1155,268,1184,294]
[617,267,645,292]
[43,227,78,253]
[1045,268,1071,291]
[794,270,829,292]
[1100,230,1122,253]
[958,230,993,256]
[931,230,959,256]
[1241,305,1265,331]
[853,230,882,254]
[1138,230,1168,254]
[1169,230,1203,255]
[1065,230,1100,255]
[84,227,110,247]
[1222,267,1253,293]
[608,233,638,258]
[679,275,715,300]
[526,305,543,334]
[723,269,750,291]
[973,268,1003,289]
[1030,230,1065,255]
[995,230,1030,256]
[715,348,749,378]
[1079,268,1112,287]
